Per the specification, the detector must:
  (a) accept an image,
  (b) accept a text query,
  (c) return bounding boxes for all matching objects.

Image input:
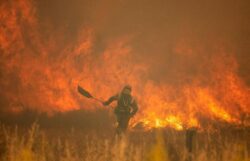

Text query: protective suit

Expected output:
[103,85,138,134]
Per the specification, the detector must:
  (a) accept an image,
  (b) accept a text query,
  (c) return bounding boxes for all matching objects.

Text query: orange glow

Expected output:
[0,0,249,130]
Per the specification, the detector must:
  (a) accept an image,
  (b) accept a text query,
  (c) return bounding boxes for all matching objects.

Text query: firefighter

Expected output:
[103,85,138,134]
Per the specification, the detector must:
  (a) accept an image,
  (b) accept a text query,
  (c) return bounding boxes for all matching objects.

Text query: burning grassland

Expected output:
[1,0,250,160]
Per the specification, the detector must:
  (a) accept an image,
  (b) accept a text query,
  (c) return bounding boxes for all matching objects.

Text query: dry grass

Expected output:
[0,124,249,161]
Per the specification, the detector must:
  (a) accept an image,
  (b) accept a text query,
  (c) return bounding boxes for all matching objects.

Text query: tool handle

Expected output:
[92,97,104,104]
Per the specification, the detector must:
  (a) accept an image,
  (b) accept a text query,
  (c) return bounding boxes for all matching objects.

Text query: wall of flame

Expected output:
[0,0,249,130]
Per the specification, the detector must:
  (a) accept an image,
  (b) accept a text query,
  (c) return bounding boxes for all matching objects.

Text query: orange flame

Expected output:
[0,0,249,130]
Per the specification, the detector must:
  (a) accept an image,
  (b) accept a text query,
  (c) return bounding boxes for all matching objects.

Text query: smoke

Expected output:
[0,0,250,128]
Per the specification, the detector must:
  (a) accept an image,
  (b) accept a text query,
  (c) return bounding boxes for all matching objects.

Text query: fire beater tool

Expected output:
[77,85,104,104]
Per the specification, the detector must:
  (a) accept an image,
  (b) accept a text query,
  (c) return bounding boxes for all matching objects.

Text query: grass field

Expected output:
[0,123,249,161]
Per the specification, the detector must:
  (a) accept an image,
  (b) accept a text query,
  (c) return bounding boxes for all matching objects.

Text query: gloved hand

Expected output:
[102,101,108,106]
[129,113,135,118]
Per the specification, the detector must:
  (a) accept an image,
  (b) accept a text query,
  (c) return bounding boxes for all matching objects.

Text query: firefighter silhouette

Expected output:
[103,85,138,134]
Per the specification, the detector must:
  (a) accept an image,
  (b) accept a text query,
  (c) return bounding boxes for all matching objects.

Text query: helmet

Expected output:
[122,84,132,95]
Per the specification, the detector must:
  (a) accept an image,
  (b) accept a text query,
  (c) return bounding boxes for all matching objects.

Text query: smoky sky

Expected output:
[37,0,250,84]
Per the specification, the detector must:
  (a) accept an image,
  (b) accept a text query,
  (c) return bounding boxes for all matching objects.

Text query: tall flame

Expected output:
[0,0,249,130]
